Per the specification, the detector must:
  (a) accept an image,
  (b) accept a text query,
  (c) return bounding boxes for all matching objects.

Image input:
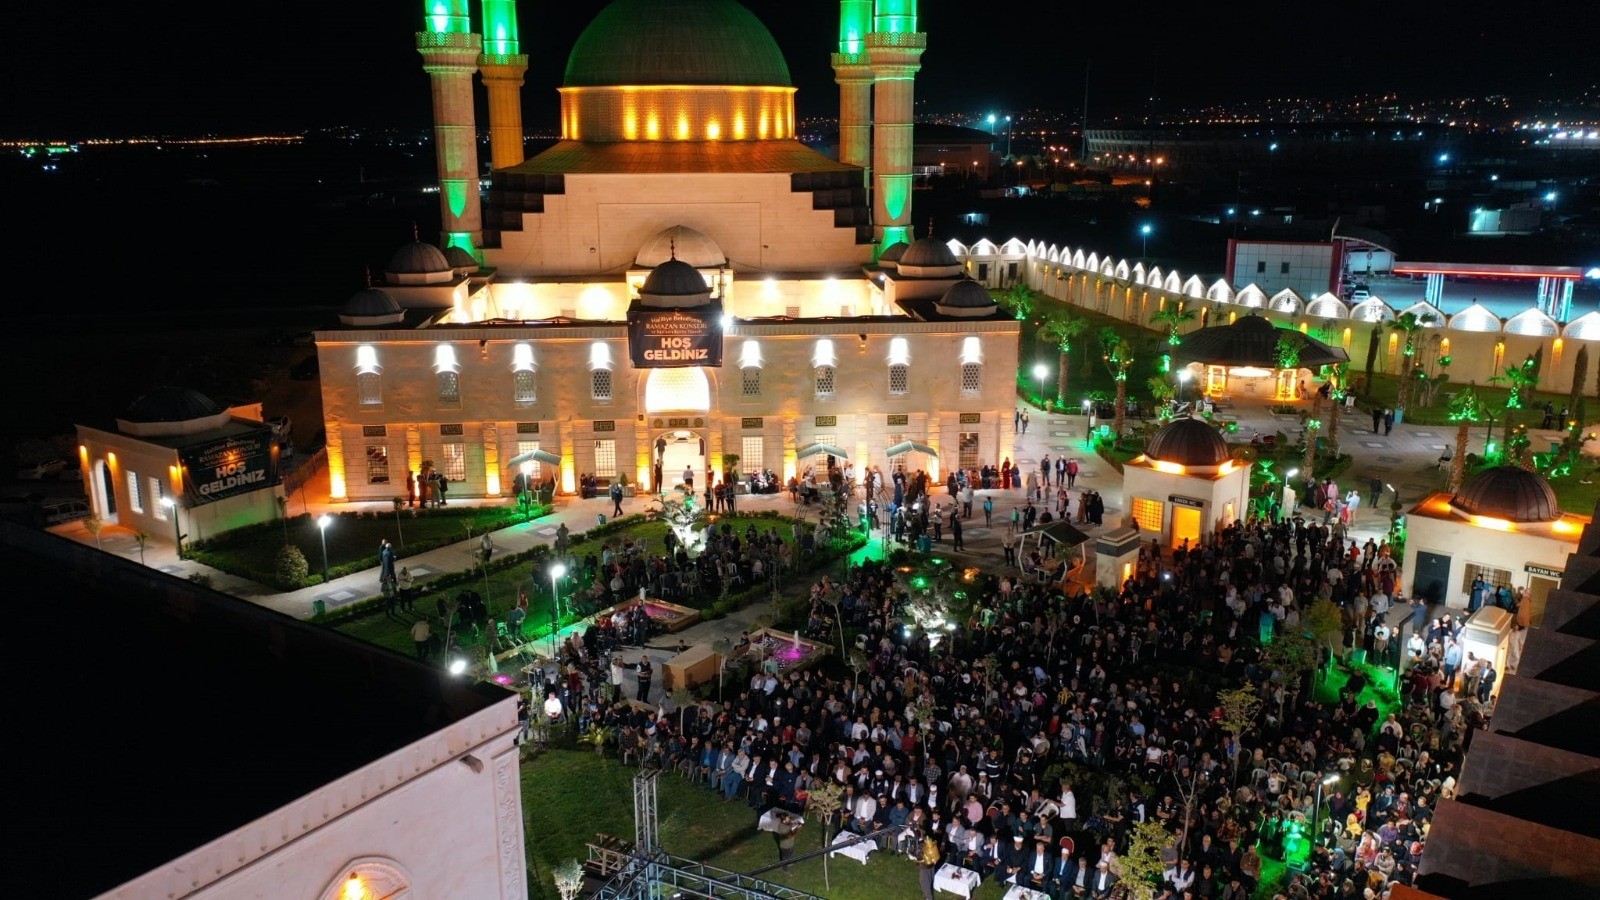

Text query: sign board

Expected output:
[959,413,982,424]
[1525,564,1563,578]
[815,416,837,427]
[741,417,764,429]
[1169,495,1205,509]
[887,415,909,426]
[180,426,279,507]
[627,305,723,368]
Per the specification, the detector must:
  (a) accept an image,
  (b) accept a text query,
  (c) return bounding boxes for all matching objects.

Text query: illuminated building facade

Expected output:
[1120,417,1252,549]
[318,0,1020,503]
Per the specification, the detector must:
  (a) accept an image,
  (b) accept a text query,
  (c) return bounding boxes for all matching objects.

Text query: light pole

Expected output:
[1140,223,1152,259]
[549,561,567,658]
[987,113,996,135]
[1311,774,1339,851]
[160,497,181,559]
[1177,367,1192,405]
[1033,363,1048,409]
[1005,115,1013,160]
[316,514,332,584]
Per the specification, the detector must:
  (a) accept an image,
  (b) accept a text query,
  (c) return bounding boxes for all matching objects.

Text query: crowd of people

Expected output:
[532,508,1489,900]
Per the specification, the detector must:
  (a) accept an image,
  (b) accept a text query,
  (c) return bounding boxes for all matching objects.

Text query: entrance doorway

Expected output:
[657,431,704,495]
[1170,505,1201,548]
[1526,575,1558,626]
[92,459,118,524]
[1413,551,1451,606]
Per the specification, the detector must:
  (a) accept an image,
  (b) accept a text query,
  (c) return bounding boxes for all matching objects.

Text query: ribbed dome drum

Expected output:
[640,258,712,299]
[123,388,222,424]
[386,241,451,276]
[1145,417,1230,467]
[1450,466,1561,523]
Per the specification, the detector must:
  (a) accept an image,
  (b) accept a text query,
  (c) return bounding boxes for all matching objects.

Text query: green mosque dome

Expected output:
[563,0,793,88]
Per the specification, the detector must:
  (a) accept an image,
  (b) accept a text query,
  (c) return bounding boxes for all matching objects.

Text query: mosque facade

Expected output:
[316,0,1020,502]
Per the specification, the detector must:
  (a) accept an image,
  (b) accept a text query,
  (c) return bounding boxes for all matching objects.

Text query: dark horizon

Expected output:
[5,0,1596,139]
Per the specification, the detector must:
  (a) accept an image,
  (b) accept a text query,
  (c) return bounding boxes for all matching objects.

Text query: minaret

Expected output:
[417,0,484,254]
[832,1,874,177]
[478,0,528,171]
[866,0,925,252]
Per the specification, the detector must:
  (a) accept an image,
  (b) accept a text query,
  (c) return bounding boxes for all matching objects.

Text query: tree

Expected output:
[391,497,407,547]
[275,544,309,588]
[1386,311,1439,411]
[1447,385,1487,491]
[134,531,149,566]
[1263,628,1318,691]
[807,778,846,889]
[1216,684,1262,784]
[1326,363,1349,456]
[1100,327,1134,440]
[1303,598,1344,655]
[1120,819,1172,900]
[1363,322,1382,396]
[84,514,103,551]
[275,495,290,546]
[1150,303,1197,374]
[669,687,695,734]
[1569,344,1591,419]
[1146,376,1175,418]
[1040,310,1090,406]
[1000,283,1037,322]
[1492,352,1543,450]
[1301,396,1323,482]
[553,859,585,900]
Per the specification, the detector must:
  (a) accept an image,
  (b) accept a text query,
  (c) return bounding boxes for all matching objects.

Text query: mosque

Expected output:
[315,0,1020,503]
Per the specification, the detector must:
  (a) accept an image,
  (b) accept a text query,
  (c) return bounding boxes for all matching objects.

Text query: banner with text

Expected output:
[180,427,280,507]
[628,306,724,368]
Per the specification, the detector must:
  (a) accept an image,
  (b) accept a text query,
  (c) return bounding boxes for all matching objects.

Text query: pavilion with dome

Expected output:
[1402,466,1589,620]
[1121,417,1252,548]
[312,0,1020,503]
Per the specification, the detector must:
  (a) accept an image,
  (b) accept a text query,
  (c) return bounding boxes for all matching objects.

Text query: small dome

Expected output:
[443,245,478,271]
[878,242,910,264]
[341,287,401,317]
[636,226,726,269]
[938,279,995,308]
[899,237,959,268]
[1145,417,1230,467]
[641,258,711,297]
[564,0,792,88]
[386,241,451,276]
[123,388,222,424]
[1450,466,1561,523]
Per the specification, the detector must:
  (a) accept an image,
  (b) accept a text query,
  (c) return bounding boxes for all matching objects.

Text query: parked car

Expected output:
[1348,283,1371,303]
[16,460,68,480]
[43,499,90,526]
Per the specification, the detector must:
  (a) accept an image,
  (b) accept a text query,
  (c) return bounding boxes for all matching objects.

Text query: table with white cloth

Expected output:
[934,863,982,898]
[1003,884,1051,900]
[829,830,875,864]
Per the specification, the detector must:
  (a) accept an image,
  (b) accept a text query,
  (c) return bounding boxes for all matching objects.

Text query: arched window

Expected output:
[739,340,762,398]
[589,342,613,401]
[813,338,836,398]
[887,337,910,395]
[434,345,460,404]
[355,344,382,406]
[511,342,536,403]
[960,336,983,396]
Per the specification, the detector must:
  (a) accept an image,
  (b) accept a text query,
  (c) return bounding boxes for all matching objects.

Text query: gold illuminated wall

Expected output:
[559,85,797,142]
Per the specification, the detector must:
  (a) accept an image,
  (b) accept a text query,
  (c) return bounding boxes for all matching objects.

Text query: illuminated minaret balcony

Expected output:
[418,0,484,254]
[867,0,924,251]
[832,0,874,178]
[478,0,529,170]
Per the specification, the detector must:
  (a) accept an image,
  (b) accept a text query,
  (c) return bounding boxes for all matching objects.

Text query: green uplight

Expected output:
[873,0,918,34]
[839,0,872,54]
[911,576,928,589]
[879,226,911,254]
[445,231,478,257]
[480,0,520,54]
[929,557,944,565]
[424,0,471,34]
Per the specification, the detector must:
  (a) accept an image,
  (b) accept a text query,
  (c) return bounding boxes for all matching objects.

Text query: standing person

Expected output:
[1476,663,1496,702]
[479,532,495,566]
[1002,525,1019,566]
[397,567,415,612]
[771,811,801,873]
[1371,406,1382,434]
[636,655,653,703]
[411,618,431,661]
[1066,457,1079,488]
[610,480,624,517]
[683,465,694,491]
[950,509,964,551]
[1015,408,1022,432]
[378,538,396,590]
[983,495,994,527]
[1055,456,1067,487]
[1021,410,1030,434]
[918,833,941,900]
[435,471,449,506]
[1383,408,1395,436]
[1040,456,1052,491]
[406,470,418,507]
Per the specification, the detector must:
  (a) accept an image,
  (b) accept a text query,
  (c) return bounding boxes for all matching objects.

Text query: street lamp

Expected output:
[987,113,996,135]
[1177,367,1192,404]
[1033,363,1048,408]
[1140,223,1152,259]
[549,561,567,658]
[160,497,181,559]
[1310,774,1339,850]
[316,514,332,584]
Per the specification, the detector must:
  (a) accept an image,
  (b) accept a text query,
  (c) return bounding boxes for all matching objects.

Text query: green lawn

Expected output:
[523,748,1011,900]
[189,505,543,588]
[334,514,791,657]
[1014,302,1168,412]
[1357,372,1580,429]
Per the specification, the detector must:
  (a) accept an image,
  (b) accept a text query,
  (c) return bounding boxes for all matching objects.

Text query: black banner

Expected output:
[180,426,279,507]
[628,306,723,368]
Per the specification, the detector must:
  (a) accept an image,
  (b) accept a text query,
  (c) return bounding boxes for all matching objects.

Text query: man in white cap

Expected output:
[1090,859,1117,898]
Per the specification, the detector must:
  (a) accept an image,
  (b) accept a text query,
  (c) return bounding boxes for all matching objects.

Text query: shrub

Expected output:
[275,544,309,586]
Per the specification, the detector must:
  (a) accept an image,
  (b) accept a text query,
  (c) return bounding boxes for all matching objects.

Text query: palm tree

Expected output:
[1039,310,1089,407]
[1447,385,1486,491]
[1000,283,1037,322]
[1150,303,1197,374]
[1100,327,1134,440]
[1385,311,1439,413]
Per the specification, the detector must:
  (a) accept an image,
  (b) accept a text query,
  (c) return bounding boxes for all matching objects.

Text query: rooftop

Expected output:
[3,524,509,897]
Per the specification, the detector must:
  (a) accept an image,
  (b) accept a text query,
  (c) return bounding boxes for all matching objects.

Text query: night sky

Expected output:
[6,0,1596,137]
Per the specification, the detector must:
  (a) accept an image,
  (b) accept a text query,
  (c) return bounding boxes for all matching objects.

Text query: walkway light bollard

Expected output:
[1033,363,1048,410]
[316,514,332,585]
[160,497,182,559]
